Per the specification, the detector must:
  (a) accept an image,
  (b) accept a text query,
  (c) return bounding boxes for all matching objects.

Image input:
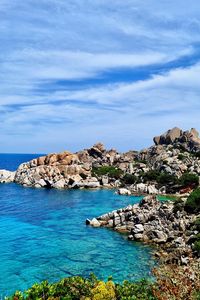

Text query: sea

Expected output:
[0,154,155,296]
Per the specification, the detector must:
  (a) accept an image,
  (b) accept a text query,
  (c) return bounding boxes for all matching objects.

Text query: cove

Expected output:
[0,154,156,296]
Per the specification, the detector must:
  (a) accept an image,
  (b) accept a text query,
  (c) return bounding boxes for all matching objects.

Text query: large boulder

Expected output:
[118,188,131,195]
[154,127,182,145]
[153,127,200,152]
[0,170,15,183]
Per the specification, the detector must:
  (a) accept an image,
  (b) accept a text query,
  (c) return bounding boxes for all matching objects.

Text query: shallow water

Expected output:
[0,154,156,296]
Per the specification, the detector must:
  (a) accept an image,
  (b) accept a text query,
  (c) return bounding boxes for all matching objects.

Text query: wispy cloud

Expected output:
[0,0,200,152]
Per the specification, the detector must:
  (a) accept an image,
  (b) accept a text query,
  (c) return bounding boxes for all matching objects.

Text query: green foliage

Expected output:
[122,173,137,185]
[173,198,185,213]
[142,170,160,182]
[7,276,157,300]
[194,240,200,256]
[115,279,157,300]
[194,217,200,227]
[192,151,200,159]
[185,188,200,213]
[177,153,186,161]
[142,170,178,185]
[92,166,123,179]
[157,173,178,185]
[179,172,199,188]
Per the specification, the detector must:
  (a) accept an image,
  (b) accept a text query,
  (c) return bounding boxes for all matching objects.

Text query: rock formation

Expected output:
[153,127,200,152]
[0,170,16,183]
[87,195,200,262]
[1,127,200,192]
[14,143,136,189]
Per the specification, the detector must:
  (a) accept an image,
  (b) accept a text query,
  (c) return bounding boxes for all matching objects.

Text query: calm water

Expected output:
[0,154,155,296]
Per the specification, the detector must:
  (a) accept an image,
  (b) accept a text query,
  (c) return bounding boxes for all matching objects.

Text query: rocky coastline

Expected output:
[0,127,200,298]
[86,195,199,262]
[1,127,200,195]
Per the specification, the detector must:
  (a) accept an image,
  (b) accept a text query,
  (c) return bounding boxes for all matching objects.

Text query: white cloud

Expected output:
[0,0,200,152]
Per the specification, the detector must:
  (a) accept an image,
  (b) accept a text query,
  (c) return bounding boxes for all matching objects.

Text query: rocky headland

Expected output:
[86,191,200,299]
[1,127,200,195]
[87,195,199,262]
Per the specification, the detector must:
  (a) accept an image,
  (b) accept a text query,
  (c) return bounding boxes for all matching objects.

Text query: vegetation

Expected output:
[185,188,200,213]
[179,173,199,188]
[152,262,200,300]
[178,153,186,160]
[122,173,138,185]
[194,239,200,256]
[142,170,178,186]
[141,170,198,189]
[7,270,200,300]
[7,276,156,300]
[192,151,200,159]
[92,166,123,179]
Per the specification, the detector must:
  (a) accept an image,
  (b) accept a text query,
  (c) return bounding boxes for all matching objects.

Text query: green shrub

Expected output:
[194,240,200,256]
[179,173,199,188]
[7,276,157,300]
[143,170,160,182]
[122,173,137,185]
[115,279,156,300]
[178,154,185,160]
[192,151,200,158]
[157,173,178,185]
[194,217,200,226]
[142,170,178,185]
[185,188,200,213]
[92,166,123,179]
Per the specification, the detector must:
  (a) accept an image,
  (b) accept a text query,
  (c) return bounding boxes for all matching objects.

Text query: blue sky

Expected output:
[0,0,200,153]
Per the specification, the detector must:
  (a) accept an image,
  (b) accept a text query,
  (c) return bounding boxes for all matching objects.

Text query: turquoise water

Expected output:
[0,155,156,296]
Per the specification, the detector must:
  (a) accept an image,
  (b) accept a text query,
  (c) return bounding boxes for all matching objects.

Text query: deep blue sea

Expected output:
[0,154,155,296]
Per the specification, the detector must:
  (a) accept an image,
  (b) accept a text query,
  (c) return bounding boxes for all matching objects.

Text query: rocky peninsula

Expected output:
[1,127,200,195]
[87,195,199,261]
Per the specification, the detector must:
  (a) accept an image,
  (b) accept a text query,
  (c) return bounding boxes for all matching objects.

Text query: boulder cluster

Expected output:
[1,127,200,192]
[153,127,200,152]
[14,143,136,189]
[87,195,199,263]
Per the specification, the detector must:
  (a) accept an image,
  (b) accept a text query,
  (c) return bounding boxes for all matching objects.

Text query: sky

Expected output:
[0,0,200,153]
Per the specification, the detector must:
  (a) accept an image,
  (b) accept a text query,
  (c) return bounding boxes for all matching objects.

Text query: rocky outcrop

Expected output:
[117,188,131,195]
[87,195,199,261]
[14,144,137,189]
[0,170,15,183]
[14,150,97,189]
[1,127,200,192]
[153,127,200,152]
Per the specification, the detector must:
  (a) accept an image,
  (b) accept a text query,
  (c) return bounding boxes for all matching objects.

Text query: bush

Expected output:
[115,279,156,300]
[92,166,123,179]
[7,276,156,300]
[194,240,200,256]
[185,188,200,213]
[194,217,200,227]
[178,154,186,160]
[122,173,137,185]
[192,151,200,158]
[179,173,199,188]
[157,173,178,185]
[142,171,178,186]
[143,170,160,182]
